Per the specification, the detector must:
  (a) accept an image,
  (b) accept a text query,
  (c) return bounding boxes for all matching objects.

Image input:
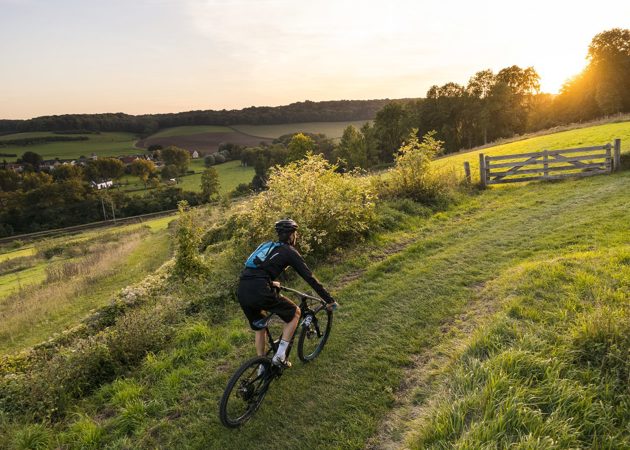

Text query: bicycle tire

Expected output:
[297,308,333,362]
[219,356,274,428]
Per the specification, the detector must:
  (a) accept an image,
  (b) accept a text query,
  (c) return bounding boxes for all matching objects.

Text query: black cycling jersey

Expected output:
[240,243,334,304]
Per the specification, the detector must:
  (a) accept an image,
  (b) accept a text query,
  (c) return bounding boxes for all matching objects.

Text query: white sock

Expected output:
[275,339,290,360]
[257,364,265,376]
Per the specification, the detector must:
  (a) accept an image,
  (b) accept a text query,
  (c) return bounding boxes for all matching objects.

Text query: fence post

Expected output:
[606,143,612,173]
[614,139,621,171]
[479,153,487,187]
[463,161,471,183]
[543,149,549,179]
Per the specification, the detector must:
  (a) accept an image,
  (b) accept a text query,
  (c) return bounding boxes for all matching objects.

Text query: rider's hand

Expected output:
[272,281,281,289]
[326,302,338,311]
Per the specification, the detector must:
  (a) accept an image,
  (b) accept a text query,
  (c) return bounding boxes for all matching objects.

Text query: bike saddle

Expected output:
[251,314,275,330]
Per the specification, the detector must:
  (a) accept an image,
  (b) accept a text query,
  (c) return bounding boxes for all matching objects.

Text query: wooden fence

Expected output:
[476,139,622,187]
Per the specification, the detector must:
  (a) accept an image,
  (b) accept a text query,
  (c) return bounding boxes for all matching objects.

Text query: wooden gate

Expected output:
[478,139,621,186]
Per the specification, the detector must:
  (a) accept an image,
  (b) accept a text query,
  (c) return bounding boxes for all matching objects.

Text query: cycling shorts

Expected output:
[237,277,297,330]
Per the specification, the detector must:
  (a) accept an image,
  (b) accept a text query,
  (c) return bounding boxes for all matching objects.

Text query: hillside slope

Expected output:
[10,159,628,448]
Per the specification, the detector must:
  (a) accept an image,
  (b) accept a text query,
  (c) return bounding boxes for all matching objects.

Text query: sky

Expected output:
[1,0,628,119]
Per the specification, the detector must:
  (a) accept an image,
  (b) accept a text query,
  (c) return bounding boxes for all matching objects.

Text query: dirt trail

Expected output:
[365,284,502,450]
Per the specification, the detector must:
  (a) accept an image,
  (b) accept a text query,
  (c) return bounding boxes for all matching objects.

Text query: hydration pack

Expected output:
[244,241,283,269]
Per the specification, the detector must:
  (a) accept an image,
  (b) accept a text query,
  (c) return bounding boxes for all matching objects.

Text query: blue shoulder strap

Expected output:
[244,241,283,269]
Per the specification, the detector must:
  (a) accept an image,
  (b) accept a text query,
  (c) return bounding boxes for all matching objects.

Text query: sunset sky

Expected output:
[1,0,628,119]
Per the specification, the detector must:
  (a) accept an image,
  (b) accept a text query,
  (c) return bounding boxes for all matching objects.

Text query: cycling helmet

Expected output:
[275,219,298,233]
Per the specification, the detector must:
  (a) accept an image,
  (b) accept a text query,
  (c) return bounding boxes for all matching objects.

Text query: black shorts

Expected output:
[237,277,297,330]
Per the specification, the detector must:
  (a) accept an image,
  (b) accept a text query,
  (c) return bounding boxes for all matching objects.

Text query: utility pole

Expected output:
[100,195,107,220]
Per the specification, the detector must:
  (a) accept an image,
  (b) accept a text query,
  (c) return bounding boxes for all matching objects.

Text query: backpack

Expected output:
[244,241,283,269]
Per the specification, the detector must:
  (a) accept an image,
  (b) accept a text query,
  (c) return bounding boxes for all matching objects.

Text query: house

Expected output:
[188,150,199,159]
[5,163,24,172]
[91,180,113,190]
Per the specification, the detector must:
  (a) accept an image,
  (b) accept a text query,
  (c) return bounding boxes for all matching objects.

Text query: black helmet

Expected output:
[275,219,298,234]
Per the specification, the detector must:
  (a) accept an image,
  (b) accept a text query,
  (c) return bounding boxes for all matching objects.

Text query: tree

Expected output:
[160,146,190,175]
[52,164,83,182]
[20,151,43,170]
[587,28,630,114]
[204,154,216,167]
[161,164,179,180]
[373,102,409,162]
[21,172,53,191]
[0,169,20,192]
[335,125,368,169]
[85,158,124,181]
[130,159,156,188]
[200,167,220,201]
[287,133,316,162]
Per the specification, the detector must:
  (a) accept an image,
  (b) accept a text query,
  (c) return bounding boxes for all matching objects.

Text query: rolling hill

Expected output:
[2,122,629,449]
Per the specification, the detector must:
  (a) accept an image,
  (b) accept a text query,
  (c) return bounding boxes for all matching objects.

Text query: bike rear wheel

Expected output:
[297,307,332,362]
[219,356,273,428]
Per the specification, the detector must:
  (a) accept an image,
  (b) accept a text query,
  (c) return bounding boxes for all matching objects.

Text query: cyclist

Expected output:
[237,219,337,368]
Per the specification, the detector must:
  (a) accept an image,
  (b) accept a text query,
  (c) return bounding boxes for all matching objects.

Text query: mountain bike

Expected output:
[219,286,334,428]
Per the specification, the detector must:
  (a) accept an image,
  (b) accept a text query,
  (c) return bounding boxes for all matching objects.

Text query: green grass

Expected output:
[149,126,233,138]
[120,159,254,194]
[410,247,630,449]
[435,121,630,182]
[0,246,36,263]
[232,120,372,139]
[0,261,47,298]
[0,227,172,354]
[177,159,254,193]
[24,163,628,448]
[1,132,140,162]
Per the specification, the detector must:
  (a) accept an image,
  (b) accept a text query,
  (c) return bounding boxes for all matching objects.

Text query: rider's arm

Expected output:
[286,247,335,304]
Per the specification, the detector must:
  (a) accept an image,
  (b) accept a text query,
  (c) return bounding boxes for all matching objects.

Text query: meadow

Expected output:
[0,216,174,353]
[435,121,630,181]
[2,122,629,449]
[0,132,140,161]
[231,120,372,139]
[119,159,254,194]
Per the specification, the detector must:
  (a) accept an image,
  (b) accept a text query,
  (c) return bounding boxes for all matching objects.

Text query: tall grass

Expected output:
[0,231,147,352]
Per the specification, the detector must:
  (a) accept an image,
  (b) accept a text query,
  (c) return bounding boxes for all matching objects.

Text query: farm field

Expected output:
[232,120,371,139]
[4,123,628,448]
[436,121,630,181]
[137,126,272,154]
[149,125,233,138]
[0,131,140,162]
[0,217,174,354]
[119,159,254,194]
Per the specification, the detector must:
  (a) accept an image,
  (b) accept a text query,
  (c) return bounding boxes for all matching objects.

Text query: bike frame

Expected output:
[263,287,327,364]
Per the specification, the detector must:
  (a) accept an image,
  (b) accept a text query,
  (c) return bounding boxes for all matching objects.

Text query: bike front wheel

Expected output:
[297,308,333,362]
[219,356,274,428]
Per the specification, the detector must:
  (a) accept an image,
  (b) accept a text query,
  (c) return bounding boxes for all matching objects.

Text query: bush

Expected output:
[230,182,252,198]
[379,130,457,205]
[204,154,215,167]
[213,153,226,164]
[234,154,377,257]
[172,201,208,279]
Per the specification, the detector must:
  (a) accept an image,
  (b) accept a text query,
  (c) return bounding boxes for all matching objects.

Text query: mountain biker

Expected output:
[237,219,337,368]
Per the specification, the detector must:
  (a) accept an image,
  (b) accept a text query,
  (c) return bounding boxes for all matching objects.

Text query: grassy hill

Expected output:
[2,123,630,448]
[0,132,140,162]
[231,120,371,139]
[435,121,630,181]
[0,216,174,354]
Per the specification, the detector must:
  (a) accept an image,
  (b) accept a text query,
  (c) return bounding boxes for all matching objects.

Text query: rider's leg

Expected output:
[273,308,300,365]
[255,329,266,356]
[281,307,301,342]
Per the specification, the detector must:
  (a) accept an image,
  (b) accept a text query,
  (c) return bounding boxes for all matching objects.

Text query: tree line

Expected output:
[0,99,392,136]
[362,28,630,157]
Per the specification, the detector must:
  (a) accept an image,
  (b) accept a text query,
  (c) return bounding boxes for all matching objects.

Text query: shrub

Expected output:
[172,201,208,279]
[234,153,377,257]
[379,130,457,205]
[204,154,215,167]
[214,153,226,164]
